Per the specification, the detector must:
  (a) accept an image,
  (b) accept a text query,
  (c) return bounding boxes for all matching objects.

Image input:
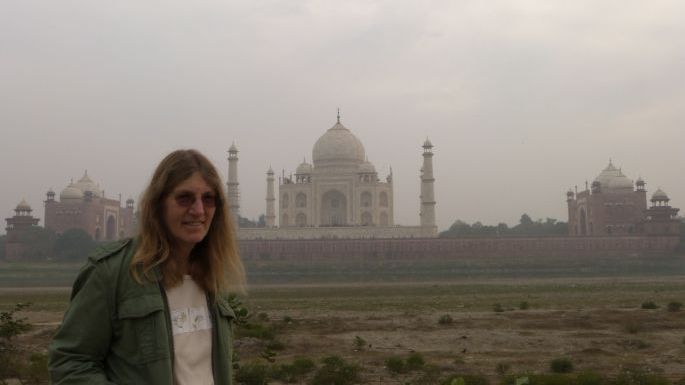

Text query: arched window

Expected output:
[361,212,372,226]
[361,191,372,207]
[296,213,307,227]
[106,215,116,240]
[380,212,388,226]
[296,193,307,208]
[281,193,289,209]
[379,192,388,207]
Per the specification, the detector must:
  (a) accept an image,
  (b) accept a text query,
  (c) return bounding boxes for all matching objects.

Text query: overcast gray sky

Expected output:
[2,0,684,234]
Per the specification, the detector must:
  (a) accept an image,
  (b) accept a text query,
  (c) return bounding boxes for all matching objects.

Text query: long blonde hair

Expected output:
[131,149,245,295]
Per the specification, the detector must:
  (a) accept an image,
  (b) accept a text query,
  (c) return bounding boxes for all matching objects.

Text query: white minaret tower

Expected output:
[420,138,436,229]
[227,142,240,226]
[265,166,276,228]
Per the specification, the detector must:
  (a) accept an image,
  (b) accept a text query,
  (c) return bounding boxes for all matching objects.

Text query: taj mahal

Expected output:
[230,113,439,240]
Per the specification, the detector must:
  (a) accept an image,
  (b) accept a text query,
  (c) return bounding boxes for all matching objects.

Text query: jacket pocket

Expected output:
[117,295,168,365]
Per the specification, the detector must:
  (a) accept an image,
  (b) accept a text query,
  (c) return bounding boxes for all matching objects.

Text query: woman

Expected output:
[49,149,245,385]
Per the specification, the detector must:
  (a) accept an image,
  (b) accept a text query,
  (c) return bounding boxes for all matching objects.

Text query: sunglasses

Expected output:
[173,192,218,208]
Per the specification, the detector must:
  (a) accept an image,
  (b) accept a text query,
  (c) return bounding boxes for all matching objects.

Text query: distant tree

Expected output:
[440,214,568,238]
[238,214,268,228]
[53,228,96,261]
[0,235,5,260]
[16,227,56,260]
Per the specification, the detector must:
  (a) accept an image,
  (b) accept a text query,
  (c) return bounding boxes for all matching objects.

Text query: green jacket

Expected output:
[48,239,236,385]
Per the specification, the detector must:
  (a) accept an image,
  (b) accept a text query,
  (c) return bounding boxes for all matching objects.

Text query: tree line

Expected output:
[0,227,96,262]
[440,214,568,238]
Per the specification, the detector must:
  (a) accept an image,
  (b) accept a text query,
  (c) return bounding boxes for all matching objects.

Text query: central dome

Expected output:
[312,120,365,168]
[594,161,634,191]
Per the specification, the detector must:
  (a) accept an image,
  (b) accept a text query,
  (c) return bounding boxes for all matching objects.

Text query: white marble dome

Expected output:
[312,120,365,167]
[296,161,313,174]
[74,172,102,197]
[60,183,84,200]
[594,161,634,191]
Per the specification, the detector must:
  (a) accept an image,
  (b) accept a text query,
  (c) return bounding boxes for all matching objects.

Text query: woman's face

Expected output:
[163,172,217,252]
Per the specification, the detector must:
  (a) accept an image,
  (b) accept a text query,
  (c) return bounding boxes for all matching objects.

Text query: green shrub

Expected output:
[310,356,361,385]
[235,361,269,385]
[266,339,286,351]
[519,301,530,310]
[641,301,659,309]
[493,303,505,313]
[237,323,276,340]
[353,335,366,351]
[405,351,426,370]
[613,369,669,385]
[440,374,489,385]
[668,301,683,312]
[385,356,405,374]
[576,371,604,385]
[0,303,33,380]
[272,357,315,383]
[283,315,293,324]
[550,357,574,373]
[438,314,454,325]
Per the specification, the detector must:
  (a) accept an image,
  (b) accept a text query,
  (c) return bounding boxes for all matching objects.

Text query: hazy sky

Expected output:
[2,0,684,234]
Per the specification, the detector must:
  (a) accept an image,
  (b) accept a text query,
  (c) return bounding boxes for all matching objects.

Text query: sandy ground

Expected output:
[7,278,685,384]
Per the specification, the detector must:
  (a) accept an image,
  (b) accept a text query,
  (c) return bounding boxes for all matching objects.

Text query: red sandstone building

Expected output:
[566,161,679,237]
[44,171,136,241]
[4,200,41,260]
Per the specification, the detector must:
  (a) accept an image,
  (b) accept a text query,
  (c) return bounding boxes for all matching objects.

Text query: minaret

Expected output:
[227,142,240,226]
[420,138,436,229]
[266,167,276,228]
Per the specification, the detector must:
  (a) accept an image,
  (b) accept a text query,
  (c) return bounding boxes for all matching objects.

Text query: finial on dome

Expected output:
[337,108,340,124]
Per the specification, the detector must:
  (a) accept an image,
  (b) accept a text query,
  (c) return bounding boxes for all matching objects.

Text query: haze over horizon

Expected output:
[2,1,684,235]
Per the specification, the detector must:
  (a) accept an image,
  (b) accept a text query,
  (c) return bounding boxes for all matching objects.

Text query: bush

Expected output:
[266,339,286,351]
[310,356,361,385]
[493,303,505,313]
[353,335,366,351]
[440,374,489,385]
[235,361,269,385]
[385,356,405,374]
[641,301,659,309]
[519,301,530,310]
[0,303,33,380]
[438,314,454,325]
[550,357,574,373]
[272,357,315,383]
[668,301,683,312]
[406,352,426,370]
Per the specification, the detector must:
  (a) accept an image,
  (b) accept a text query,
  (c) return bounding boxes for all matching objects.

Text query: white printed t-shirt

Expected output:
[165,275,214,385]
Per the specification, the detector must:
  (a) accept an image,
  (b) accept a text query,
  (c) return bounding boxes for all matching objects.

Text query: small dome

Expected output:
[423,138,433,148]
[229,142,238,153]
[15,199,31,211]
[60,183,84,200]
[296,161,313,175]
[652,188,669,201]
[358,161,376,174]
[636,177,645,185]
[593,161,634,191]
[312,120,365,168]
